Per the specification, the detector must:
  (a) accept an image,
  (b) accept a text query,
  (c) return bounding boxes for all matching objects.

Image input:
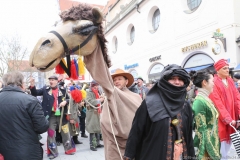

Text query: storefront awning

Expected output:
[184,64,213,72]
[234,64,240,71]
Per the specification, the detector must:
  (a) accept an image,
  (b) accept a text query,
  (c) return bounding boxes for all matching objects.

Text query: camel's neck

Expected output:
[84,43,114,96]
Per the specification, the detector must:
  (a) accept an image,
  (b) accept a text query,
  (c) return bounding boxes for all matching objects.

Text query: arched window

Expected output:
[115,38,118,52]
[187,0,202,11]
[130,26,135,43]
[112,36,118,53]
[148,63,164,82]
[152,9,160,31]
[130,69,138,80]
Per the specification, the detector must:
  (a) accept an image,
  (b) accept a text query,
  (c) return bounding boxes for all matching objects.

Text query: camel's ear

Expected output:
[92,7,103,24]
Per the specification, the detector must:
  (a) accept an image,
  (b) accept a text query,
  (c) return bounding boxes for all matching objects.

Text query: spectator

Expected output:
[136,77,149,99]
[233,73,240,88]
[237,80,240,93]
[192,70,220,159]
[124,64,195,160]
[0,79,3,91]
[187,71,198,107]
[0,72,49,160]
[145,83,153,90]
[79,100,88,138]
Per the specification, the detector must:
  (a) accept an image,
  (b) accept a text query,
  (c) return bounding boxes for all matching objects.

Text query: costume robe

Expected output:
[124,100,195,160]
[192,93,220,159]
[84,43,142,159]
[209,75,240,142]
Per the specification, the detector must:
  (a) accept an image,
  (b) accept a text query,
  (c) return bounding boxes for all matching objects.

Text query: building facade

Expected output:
[104,0,240,82]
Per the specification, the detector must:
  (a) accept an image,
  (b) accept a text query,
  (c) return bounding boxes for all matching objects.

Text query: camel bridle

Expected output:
[49,26,98,77]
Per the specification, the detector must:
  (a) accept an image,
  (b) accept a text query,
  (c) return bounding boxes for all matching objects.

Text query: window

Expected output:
[130,69,138,81]
[130,26,135,44]
[147,6,160,33]
[115,38,118,52]
[112,36,118,53]
[126,24,135,45]
[152,9,160,31]
[148,63,164,82]
[187,0,202,11]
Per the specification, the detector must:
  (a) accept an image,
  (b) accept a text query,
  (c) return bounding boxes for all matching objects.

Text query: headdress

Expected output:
[214,59,229,71]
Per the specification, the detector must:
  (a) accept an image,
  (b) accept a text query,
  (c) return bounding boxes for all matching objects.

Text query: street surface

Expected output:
[40,132,238,160]
[41,132,104,160]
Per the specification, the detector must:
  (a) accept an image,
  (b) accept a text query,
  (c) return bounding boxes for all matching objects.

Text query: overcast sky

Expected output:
[0,0,108,53]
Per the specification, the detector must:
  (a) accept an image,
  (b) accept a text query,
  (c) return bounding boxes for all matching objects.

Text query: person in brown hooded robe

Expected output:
[84,44,142,159]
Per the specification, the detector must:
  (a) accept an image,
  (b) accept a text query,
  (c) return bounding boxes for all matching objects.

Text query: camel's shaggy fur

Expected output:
[60,3,111,68]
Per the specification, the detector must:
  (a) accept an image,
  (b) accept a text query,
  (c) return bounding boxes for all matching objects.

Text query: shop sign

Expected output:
[149,55,161,62]
[212,29,224,39]
[111,69,116,74]
[213,32,224,38]
[78,75,85,80]
[182,41,208,53]
[124,63,139,70]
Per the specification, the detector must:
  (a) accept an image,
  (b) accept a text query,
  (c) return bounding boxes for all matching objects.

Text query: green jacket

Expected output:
[192,95,220,160]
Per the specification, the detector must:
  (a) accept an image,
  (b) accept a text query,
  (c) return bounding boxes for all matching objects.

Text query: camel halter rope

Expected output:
[85,95,123,160]
[49,26,98,77]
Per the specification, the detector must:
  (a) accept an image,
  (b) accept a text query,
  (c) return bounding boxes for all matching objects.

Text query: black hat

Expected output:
[91,80,99,86]
[234,73,240,79]
[48,75,58,80]
[161,64,190,86]
[137,77,144,81]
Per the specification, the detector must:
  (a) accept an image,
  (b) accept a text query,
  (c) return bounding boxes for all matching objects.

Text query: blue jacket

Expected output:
[30,85,69,120]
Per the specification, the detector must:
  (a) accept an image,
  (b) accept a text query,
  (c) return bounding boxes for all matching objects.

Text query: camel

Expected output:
[29,3,141,160]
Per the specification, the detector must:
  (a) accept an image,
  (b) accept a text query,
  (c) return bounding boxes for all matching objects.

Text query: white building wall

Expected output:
[105,0,240,82]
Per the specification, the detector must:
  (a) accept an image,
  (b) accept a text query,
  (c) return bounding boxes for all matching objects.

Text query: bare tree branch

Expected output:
[0,34,29,76]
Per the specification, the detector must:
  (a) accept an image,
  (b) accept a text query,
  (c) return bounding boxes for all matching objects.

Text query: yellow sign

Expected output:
[182,41,208,53]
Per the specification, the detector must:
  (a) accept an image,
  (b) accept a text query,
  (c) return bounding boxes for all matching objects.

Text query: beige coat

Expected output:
[85,90,101,133]
[85,43,142,160]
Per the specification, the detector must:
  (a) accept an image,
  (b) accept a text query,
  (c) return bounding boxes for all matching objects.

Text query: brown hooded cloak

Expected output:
[84,43,142,159]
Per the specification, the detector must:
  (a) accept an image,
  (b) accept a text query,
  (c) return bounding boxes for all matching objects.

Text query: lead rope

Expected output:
[85,94,123,160]
[104,96,123,160]
[85,100,103,109]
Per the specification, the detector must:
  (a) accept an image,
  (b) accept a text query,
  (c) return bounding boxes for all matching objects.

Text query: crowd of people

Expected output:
[0,59,240,160]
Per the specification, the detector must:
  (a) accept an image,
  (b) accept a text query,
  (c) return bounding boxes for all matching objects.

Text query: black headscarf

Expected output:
[146,64,190,122]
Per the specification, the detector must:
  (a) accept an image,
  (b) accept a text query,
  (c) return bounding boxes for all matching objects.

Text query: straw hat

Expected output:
[111,69,134,87]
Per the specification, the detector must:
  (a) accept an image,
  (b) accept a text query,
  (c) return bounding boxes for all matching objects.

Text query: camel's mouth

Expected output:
[37,58,57,71]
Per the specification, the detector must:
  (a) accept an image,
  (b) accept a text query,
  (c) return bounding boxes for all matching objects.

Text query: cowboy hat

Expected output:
[111,69,134,87]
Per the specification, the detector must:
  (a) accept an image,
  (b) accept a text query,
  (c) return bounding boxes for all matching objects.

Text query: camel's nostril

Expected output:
[41,40,51,46]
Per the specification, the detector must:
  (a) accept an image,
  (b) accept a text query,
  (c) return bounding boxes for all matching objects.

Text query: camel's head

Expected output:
[29,6,103,72]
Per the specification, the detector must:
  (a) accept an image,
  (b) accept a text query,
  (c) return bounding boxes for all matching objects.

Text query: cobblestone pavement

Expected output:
[40,132,239,160]
[41,132,104,160]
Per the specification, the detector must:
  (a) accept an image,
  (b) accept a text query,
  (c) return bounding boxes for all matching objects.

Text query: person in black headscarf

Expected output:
[123,64,195,160]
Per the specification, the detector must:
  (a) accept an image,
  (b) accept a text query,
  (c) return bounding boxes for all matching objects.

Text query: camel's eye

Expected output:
[73,24,97,36]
